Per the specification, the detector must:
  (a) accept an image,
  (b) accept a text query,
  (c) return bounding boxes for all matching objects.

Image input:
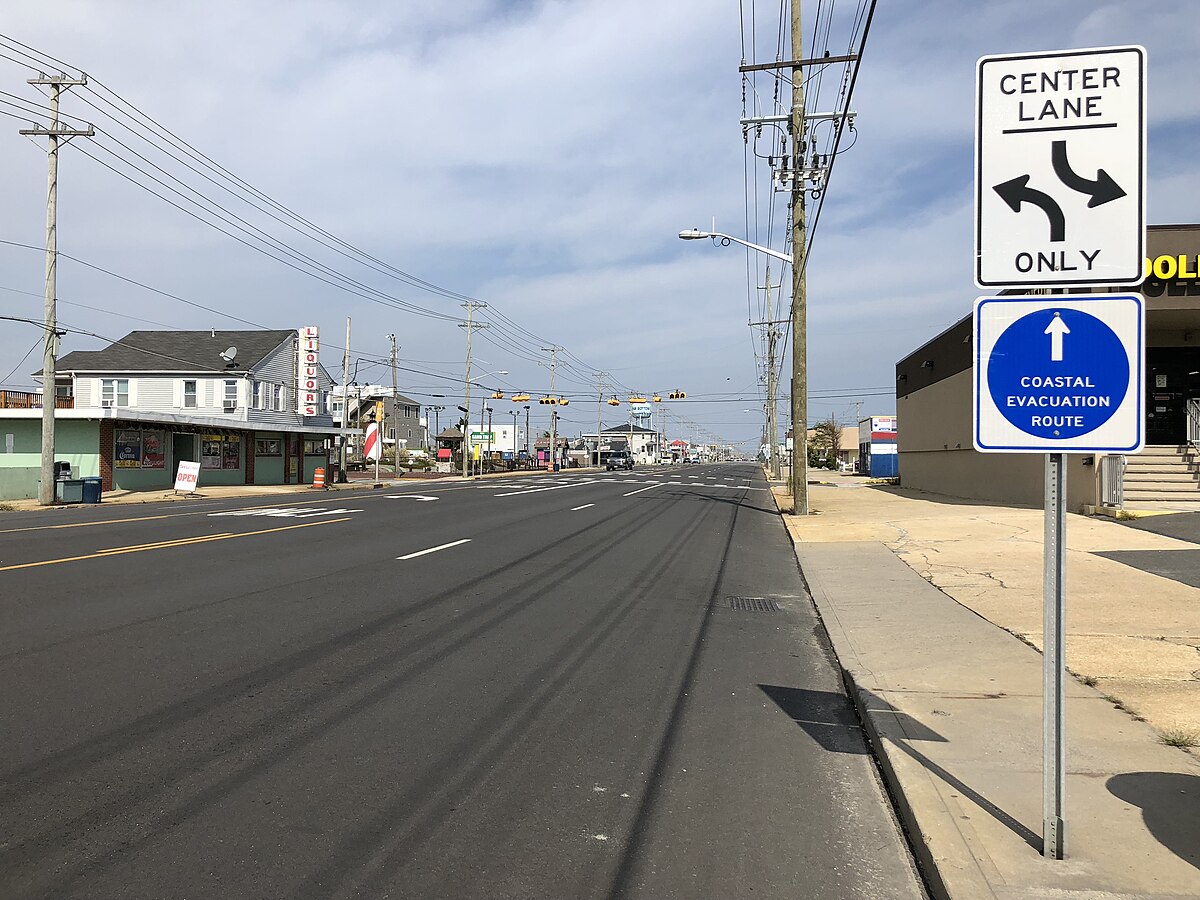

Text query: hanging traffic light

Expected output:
[512,393,530,402]
[652,394,662,402]
[539,396,556,405]
[558,397,570,406]
[491,391,505,400]
[628,395,647,404]
[607,397,620,406]
[669,390,686,399]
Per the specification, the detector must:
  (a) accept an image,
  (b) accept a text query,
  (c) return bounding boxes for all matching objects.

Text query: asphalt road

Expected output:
[0,463,924,899]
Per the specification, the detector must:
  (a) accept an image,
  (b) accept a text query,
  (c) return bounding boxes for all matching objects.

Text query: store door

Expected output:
[286,435,301,483]
[1145,347,1200,446]
[172,433,195,473]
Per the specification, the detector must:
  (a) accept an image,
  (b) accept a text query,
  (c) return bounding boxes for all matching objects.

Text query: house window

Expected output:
[101,378,129,407]
[223,380,238,409]
[273,384,284,411]
[183,380,197,408]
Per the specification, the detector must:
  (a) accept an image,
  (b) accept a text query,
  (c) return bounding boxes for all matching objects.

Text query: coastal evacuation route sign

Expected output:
[974,295,1144,453]
[975,45,1145,288]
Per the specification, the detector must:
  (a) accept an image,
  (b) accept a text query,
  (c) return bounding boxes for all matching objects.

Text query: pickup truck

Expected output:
[605,451,634,471]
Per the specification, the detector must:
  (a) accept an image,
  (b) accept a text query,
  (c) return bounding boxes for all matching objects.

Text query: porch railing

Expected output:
[0,389,73,409]
[1099,454,1125,508]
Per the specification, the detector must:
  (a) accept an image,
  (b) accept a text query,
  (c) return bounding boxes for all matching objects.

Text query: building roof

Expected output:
[601,423,657,434]
[55,330,297,373]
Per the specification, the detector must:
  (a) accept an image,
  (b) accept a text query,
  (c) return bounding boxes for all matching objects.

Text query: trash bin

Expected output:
[81,476,103,504]
[56,478,85,503]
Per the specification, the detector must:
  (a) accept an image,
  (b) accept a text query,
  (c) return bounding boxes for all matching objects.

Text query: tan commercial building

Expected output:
[896,224,1200,509]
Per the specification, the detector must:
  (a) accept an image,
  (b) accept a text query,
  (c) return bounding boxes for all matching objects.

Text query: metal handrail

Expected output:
[1187,398,1200,454]
[1099,454,1126,508]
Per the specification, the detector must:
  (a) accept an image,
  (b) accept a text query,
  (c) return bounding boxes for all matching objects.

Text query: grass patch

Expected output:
[1158,729,1199,749]
[1102,693,1127,710]
[1116,510,1139,521]
[1080,674,1098,687]
[0,502,13,512]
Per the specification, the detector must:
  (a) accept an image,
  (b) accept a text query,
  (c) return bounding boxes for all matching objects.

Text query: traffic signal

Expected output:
[512,393,530,402]
[607,397,620,406]
[652,394,662,402]
[558,397,570,406]
[628,395,647,404]
[669,390,686,399]
[539,396,556,405]
[491,391,505,400]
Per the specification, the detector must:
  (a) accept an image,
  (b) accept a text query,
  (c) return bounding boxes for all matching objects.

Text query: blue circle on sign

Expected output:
[987,308,1128,440]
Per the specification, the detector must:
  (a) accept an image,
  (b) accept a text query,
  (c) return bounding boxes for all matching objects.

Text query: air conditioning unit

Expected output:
[223,400,237,412]
[101,400,114,408]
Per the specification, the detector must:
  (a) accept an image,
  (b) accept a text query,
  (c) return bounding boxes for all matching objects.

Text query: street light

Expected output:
[678,226,806,514]
[678,228,794,264]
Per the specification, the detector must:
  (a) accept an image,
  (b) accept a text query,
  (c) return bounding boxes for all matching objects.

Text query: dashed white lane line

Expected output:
[623,483,663,497]
[494,480,600,497]
[397,538,472,560]
[571,503,595,511]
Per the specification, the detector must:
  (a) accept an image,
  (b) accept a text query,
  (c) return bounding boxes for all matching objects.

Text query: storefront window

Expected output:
[255,438,282,456]
[115,429,166,469]
[202,434,241,469]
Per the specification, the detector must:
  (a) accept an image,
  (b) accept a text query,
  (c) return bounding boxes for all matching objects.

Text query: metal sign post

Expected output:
[1043,451,1067,858]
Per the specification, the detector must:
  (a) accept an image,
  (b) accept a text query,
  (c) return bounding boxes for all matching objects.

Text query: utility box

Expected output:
[56,478,84,503]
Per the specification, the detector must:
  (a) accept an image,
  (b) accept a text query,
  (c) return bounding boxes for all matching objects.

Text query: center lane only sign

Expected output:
[974,294,1144,453]
[975,45,1145,288]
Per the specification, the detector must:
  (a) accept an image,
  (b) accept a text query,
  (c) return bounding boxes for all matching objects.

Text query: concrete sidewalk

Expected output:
[778,482,1200,898]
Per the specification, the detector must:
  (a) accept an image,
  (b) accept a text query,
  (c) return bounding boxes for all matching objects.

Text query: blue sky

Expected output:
[0,1,1195,450]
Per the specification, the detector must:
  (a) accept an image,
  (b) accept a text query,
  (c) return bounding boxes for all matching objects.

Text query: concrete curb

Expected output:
[798,549,984,900]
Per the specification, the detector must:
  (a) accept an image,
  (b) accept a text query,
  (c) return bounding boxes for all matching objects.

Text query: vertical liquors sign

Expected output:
[298,326,320,416]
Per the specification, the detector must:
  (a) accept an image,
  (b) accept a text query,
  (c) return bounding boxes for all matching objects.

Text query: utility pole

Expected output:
[524,405,531,456]
[387,333,398,465]
[20,73,92,506]
[760,266,782,481]
[790,0,809,514]
[543,346,562,472]
[339,317,351,481]
[459,302,488,477]
[593,371,607,467]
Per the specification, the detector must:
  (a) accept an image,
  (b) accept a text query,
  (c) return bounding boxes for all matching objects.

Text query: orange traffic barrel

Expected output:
[312,466,326,489]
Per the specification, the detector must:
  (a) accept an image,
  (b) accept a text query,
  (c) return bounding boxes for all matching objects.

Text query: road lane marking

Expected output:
[493,480,599,497]
[0,518,352,573]
[386,495,438,501]
[209,507,362,518]
[397,538,471,560]
[570,503,595,511]
[623,483,663,496]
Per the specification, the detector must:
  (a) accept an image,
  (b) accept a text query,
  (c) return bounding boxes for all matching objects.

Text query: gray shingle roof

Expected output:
[601,423,657,434]
[55,330,296,373]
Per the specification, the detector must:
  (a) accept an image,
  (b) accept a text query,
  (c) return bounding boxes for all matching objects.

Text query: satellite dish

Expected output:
[219,346,238,366]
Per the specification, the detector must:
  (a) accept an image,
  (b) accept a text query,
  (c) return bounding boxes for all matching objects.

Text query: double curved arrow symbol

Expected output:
[992,141,1127,242]
[1051,140,1126,208]
[994,175,1065,242]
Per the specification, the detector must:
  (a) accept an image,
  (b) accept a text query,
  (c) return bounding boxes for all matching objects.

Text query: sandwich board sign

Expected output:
[974,294,1145,453]
[174,460,201,493]
[975,46,1145,288]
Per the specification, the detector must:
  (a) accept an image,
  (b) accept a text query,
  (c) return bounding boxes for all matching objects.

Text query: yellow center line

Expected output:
[0,518,352,573]
[94,533,239,554]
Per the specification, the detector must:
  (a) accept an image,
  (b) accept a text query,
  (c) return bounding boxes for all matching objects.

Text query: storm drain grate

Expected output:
[728,597,780,613]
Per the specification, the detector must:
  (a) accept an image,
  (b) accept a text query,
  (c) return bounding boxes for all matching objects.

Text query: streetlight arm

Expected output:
[678,229,793,265]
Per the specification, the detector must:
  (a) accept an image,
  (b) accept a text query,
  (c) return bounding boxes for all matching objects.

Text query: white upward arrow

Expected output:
[1044,312,1070,362]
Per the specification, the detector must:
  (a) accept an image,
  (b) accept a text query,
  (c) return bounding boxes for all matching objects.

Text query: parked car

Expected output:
[606,450,634,471]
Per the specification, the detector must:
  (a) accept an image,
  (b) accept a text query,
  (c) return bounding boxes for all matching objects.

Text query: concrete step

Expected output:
[1123,472,1200,483]
[1124,492,1200,502]
[1130,453,1195,464]
[1124,467,1198,477]
[1123,485,1200,499]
